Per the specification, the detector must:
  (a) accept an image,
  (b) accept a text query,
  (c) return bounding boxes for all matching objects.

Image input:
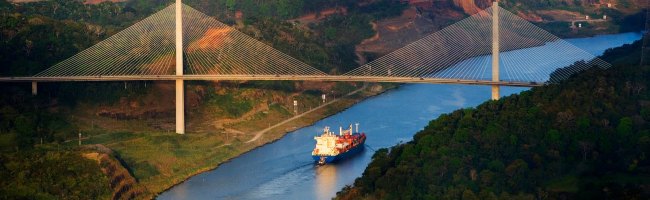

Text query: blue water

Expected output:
[157,32,642,200]
[437,32,643,82]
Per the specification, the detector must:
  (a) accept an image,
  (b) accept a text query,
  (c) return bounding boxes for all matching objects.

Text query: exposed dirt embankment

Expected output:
[87,80,341,136]
[95,82,175,120]
[355,5,443,56]
[356,0,643,57]
[289,7,348,25]
[186,28,233,52]
[355,0,493,56]
[439,0,641,16]
[85,81,209,131]
[452,0,490,15]
[83,145,144,200]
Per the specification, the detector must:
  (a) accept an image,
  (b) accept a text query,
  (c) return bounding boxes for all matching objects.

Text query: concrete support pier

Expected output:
[491,0,500,100]
[175,0,185,134]
[31,81,37,95]
[176,80,184,134]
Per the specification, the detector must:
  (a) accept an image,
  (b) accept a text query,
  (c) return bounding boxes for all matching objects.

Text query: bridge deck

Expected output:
[0,75,543,87]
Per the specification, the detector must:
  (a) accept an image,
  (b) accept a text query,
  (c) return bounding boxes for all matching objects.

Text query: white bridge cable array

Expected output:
[182,5,326,76]
[35,5,176,77]
[343,5,610,83]
[34,3,326,78]
[31,3,607,84]
[496,6,610,83]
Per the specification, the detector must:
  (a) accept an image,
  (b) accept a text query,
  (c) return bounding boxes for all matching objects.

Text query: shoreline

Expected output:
[149,83,399,199]
[146,31,644,198]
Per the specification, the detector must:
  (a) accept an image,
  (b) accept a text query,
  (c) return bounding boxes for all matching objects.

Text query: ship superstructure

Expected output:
[312,124,366,165]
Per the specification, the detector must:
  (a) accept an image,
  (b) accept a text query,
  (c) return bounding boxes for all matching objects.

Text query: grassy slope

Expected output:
[0,81,384,199]
[65,83,392,199]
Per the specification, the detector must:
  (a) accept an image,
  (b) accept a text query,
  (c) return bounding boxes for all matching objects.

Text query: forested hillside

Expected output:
[1,0,647,199]
[0,0,170,76]
[185,0,407,73]
[336,39,650,199]
[0,147,111,199]
[0,0,407,76]
[0,1,407,199]
[0,0,407,147]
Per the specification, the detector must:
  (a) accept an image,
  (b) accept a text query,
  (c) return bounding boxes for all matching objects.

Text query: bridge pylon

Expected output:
[31,81,37,95]
[175,0,185,134]
[491,0,500,100]
[5,0,615,134]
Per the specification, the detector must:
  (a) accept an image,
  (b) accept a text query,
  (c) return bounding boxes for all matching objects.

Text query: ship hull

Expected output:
[312,141,365,164]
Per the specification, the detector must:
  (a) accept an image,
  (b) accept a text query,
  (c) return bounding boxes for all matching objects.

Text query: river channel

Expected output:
[158,32,642,200]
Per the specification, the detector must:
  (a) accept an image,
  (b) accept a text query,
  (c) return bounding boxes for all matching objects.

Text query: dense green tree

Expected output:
[225,0,236,11]
[337,39,650,199]
[617,117,633,135]
[0,148,111,199]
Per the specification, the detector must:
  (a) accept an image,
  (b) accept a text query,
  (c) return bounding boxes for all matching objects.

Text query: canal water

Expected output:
[158,32,642,200]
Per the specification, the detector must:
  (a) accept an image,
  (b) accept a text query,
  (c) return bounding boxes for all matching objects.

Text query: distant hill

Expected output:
[336,38,650,199]
[358,0,646,55]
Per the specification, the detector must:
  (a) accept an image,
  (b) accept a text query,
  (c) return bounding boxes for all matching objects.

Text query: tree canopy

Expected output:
[337,39,650,199]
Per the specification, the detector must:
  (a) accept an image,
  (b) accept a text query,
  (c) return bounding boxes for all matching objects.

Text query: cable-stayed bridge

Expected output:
[0,1,610,134]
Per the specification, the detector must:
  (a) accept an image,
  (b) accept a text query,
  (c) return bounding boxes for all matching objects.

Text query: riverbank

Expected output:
[153,84,394,198]
[157,32,643,200]
[76,82,397,199]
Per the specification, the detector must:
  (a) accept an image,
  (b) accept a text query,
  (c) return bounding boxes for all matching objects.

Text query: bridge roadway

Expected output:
[0,75,543,87]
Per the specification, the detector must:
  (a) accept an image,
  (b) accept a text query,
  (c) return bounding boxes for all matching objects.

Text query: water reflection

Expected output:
[315,165,337,200]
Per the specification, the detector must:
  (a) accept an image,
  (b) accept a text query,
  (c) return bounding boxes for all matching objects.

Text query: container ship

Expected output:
[312,123,366,165]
